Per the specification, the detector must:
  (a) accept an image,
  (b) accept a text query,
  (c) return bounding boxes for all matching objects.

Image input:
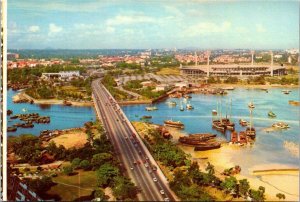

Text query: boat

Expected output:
[164,120,184,129]
[180,101,184,111]
[239,119,248,127]
[212,120,226,133]
[179,133,217,145]
[268,111,276,118]
[7,110,13,116]
[22,108,28,112]
[10,115,19,119]
[272,122,290,129]
[186,102,194,110]
[245,127,256,139]
[184,94,192,99]
[141,115,152,119]
[167,101,177,106]
[194,142,221,151]
[221,86,235,90]
[248,102,255,109]
[63,100,72,106]
[7,127,17,132]
[212,109,217,116]
[145,106,158,111]
[288,100,300,106]
[282,90,291,95]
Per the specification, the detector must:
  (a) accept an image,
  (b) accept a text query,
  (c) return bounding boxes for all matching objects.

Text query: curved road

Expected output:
[92,79,177,201]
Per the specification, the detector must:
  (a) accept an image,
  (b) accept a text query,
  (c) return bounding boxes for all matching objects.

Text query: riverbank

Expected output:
[132,121,299,201]
[13,91,93,107]
[210,83,299,89]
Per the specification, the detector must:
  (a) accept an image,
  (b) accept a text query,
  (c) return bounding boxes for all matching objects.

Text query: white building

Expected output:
[155,84,168,91]
[59,71,80,78]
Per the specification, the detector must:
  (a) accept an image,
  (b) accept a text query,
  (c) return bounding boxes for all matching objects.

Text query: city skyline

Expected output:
[8,0,299,50]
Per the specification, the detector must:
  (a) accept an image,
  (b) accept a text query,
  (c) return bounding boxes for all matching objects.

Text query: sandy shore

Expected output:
[13,91,93,107]
[44,128,88,149]
[133,121,299,201]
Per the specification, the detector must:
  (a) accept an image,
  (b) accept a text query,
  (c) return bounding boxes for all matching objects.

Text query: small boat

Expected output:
[7,110,13,116]
[221,86,235,90]
[22,108,28,112]
[184,94,192,99]
[167,101,177,106]
[180,102,184,111]
[212,120,226,133]
[10,115,19,119]
[179,133,217,145]
[288,100,300,106]
[164,120,184,129]
[7,127,17,132]
[145,106,158,111]
[245,127,256,139]
[194,142,221,151]
[186,102,194,110]
[268,111,276,118]
[239,119,248,127]
[212,110,217,116]
[63,100,72,106]
[282,90,291,95]
[272,122,290,129]
[248,102,255,109]
[141,115,152,119]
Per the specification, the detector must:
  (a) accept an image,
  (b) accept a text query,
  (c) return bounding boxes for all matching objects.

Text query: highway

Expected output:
[92,79,177,201]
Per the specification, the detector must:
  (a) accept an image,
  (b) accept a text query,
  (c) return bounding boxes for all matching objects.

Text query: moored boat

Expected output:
[239,119,248,127]
[179,133,217,145]
[272,122,290,129]
[268,111,276,118]
[164,120,184,129]
[212,120,226,133]
[288,100,300,106]
[63,100,72,106]
[212,110,217,116]
[141,115,152,120]
[167,101,177,106]
[245,127,256,139]
[282,90,291,95]
[194,142,221,151]
[248,102,255,109]
[7,127,17,132]
[145,106,158,111]
[186,102,194,110]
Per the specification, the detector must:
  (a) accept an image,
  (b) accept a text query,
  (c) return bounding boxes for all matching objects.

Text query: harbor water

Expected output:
[7,89,96,136]
[122,87,299,169]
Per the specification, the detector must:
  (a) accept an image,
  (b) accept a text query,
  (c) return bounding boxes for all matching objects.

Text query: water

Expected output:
[7,89,96,136]
[122,87,299,167]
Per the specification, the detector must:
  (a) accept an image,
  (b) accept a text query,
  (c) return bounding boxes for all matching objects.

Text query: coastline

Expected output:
[132,121,299,201]
[12,91,93,107]
[210,83,299,89]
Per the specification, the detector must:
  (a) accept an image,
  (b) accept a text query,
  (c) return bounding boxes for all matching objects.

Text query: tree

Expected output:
[205,162,215,175]
[71,158,81,169]
[92,153,113,169]
[80,160,91,170]
[94,189,106,201]
[221,176,238,195]
[187,161,199,178]
[25,176,55,195]
[249,187,266,202]
[96,163,119,187]
[63,165,74,176]
[112,176,138,200]
[239,179,250,198]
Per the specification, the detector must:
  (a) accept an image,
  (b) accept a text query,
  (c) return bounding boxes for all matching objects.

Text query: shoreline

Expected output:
[12,91,93,107]
[210,83,299,89]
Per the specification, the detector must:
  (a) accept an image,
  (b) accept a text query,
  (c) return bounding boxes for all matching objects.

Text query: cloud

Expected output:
[28,25,40,33]
[183,21,232,37]
[49,23,63,35]
[106,14,156,26]
[256,24,266,33]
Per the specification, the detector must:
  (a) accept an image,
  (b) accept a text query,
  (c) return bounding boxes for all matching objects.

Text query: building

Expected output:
[181,51,286,77]
[41,71,80,80]
[7,53,19,60]
[155,84,169,91]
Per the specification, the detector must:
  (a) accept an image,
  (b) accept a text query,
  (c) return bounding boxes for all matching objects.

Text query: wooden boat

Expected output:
[184,94,192,99]
[288,100,300,106]
[245,127,256,139]
[268,111,276,118]
[194,142,221,151]
[272,122,290,129]
[7,110,13,116]
[164,120,184,129]
[221,118,235,131]
[7,127,17,132]
[145,106,158,111]
[212,120,226,133]
[239,119,248,127]
[179,133,217,145]
[10,115,19,119]
[63,100,72,106]
[141,115,152,119]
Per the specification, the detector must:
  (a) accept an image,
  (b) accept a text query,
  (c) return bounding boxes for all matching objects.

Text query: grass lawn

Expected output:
[46,170,97,201]
[156,67,180,75]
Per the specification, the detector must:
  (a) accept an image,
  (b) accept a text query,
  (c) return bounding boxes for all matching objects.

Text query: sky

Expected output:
[8,0,299,50]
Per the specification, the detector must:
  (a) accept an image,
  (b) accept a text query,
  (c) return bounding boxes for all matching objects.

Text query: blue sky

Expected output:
[8,0,299,49]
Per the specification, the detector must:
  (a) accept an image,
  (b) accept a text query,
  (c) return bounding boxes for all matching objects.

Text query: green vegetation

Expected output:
[276,193,286,200]
[124,80,169,99]
[102,74,131,101]
[116,62,141,69]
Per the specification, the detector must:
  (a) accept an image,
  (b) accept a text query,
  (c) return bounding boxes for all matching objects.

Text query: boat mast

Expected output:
[220,100,222,123]
[230,98,232,121]
[225,100,228,119]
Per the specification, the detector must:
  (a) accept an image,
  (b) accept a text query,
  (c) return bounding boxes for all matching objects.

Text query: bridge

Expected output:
[92,79,177,201]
